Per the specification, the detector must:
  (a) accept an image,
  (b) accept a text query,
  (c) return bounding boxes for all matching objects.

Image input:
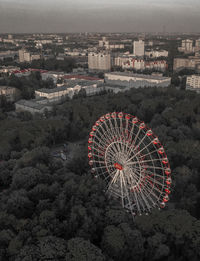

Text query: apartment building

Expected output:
[88,52,111,71]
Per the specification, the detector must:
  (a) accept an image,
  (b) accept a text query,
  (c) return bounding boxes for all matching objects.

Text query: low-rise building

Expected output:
[186,75,200,93]
[0,66,20,74]
[0,86,20,102]
[15,99,52,114]
[173,57,200,71]
[35,86,72,102]
[99,37,124,50]
[114,56,167,72]
[145,50,168,58]
[105,72,171,88]
[35,80,104,102]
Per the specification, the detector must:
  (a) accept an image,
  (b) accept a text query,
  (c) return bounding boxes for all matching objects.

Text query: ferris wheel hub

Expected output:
[114,162,123,170]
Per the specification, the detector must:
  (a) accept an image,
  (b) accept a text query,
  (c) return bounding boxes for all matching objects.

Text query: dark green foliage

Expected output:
[0,86,200,260]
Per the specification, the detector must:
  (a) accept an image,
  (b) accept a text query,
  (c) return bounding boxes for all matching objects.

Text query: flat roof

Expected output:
[36,85,71,94]
[15,99,51,110]
[105,72,171,80]
[36,81,101,94]
[0,86,17,90]
[63,75,102,81]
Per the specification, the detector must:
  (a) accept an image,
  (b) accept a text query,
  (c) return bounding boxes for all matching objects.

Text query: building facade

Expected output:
[173,57,200,71]
[186,75,200,92]
[15,99,52,114]
[105,72,171,88]
[88,52,111,71]
[133,40,145,57]
[178,39,194,53]
[0,86,20,102]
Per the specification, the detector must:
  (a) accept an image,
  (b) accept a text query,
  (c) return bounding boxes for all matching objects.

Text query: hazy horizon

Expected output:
[0,0,200,33]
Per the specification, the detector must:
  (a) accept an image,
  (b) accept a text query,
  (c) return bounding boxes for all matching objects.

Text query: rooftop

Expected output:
[15,99,51,110]
[105,71,171,80]
[0,86,17,90]
[63,74,102,81]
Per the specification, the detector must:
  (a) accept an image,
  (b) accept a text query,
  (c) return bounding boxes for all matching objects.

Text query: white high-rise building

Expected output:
[195,39,200,47]
[133,40,145,57]
[179,39,194,53]
[19,49,31,63]
[88,52,111,71]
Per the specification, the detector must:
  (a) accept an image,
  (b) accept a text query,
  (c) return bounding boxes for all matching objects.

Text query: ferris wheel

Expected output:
[88,112,172,216]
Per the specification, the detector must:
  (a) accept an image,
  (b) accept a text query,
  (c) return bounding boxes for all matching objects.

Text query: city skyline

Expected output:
[0,0,200,33]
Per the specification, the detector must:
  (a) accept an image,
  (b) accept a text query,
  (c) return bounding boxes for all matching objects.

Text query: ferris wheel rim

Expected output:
[88,112,172,216]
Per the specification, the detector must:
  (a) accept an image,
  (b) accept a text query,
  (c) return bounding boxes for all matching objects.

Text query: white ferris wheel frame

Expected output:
[88,112,172,216]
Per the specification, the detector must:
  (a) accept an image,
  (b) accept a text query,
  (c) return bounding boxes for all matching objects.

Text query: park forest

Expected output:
[0,85,200,260]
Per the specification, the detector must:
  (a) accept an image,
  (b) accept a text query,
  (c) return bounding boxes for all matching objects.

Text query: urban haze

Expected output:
[0,0,200,33]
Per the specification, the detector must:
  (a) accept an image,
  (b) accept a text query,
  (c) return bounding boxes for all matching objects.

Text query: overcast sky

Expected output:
[0,0,200,33]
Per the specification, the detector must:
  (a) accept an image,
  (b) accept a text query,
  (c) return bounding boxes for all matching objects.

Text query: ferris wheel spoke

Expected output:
[130,166,163,201]
[129,165,165,182]
[121,170,137,215]
[127,127,141,157]
[96,129,113,148]
[126,138,155,163]
[144,178,164,196]
[136,186,151,212]
[119,118,125,155]
[107,169,120,191]
[96,132,118,155]
[92,135,110,152]
[138,182,159,206]
[127,158,163,166]
[108,119,122,152]
[135,148,160,162]
[133,130,148,155]
[125,167,141,183]
[103,121,117,144]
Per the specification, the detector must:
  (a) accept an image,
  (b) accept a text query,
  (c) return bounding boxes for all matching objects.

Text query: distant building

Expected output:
[105,72,171,88]
[35,81,104,101]
[19,49,41,63]
[186,75,200,93]
[19,49,31,63]
[15,99,52,114]
[173,57,200,71]
[133,40,145,57]
[195,39,200,52]
[178,39,194,53]
[0,66,20,74]
[114,56,167,72]
[88,52,111,71]
[145,50,168,58]
[0,86,20,102]
[99,37,124,50]
[35,86,73,102]
[0,50,18,61]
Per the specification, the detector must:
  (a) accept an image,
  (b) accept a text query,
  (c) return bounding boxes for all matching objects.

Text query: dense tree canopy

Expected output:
[0,86,200,260]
